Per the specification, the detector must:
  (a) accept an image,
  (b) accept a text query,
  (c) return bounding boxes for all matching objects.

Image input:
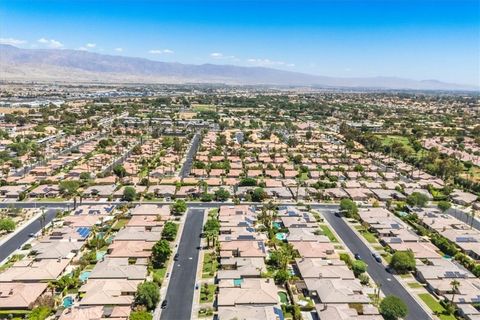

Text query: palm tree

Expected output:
[469,210,477,229]
[450,280,460,304]
[278,243,298,271]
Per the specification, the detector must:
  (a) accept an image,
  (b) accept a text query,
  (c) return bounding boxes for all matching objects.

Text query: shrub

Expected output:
[390,251,416,274]
[134,282,160,311]
[359,273,370,285]
[352,260,367,277]
[129,311,152,320]
[339,198,358,219]
[380,295,408,320]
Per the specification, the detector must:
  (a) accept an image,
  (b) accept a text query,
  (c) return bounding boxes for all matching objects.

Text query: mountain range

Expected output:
[0,44,476,90]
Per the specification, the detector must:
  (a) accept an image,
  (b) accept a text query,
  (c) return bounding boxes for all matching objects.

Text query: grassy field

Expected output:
[200,284,216,303]
[319,225,338,242]
[378,135,416,154]
[418,293,456,320]
[408,282,424,289]
[355,226,378,243]
[112,218,129,231]
[202,252,218,279]
[193,104,216,112]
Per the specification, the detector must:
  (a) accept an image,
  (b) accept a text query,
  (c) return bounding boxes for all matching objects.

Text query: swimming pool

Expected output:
[96,251,107,261]
[79,271,91,282]
[275,233,287,240]
[272,222,282,229]
[233,278,243,286]
[63,296,74,308]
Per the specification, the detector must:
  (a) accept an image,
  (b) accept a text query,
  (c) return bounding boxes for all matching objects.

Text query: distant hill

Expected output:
[0,44,476,90]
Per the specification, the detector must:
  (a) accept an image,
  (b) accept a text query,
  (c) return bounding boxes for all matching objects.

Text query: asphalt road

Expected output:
[0,201,339,210]
[179,132,200,178]
[321,208,432,320]
[0,208,57,262]
[160,208,205,320]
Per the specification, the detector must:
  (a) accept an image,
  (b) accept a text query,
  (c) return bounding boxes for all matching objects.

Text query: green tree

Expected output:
[123,186,137,201]
[28,306,51,320]
[390,251,416,274]
[406,192,429,208]
[239,177,257,186]
[214,188,230,201]
[352,260,367,277]
[438,201,451,212]
[274,269,290,284]
[379,295,408,320]
[359,273,370,285]
[59,180,80,196]
[171,199,187,216]
[134,281,160,311]
[151,240,171,268]
[0,218,15,232]
[339,198,358,219]
[161,222,178,241]
[251,187,266,202]
[113,164,127,178]
[129,311,152,320]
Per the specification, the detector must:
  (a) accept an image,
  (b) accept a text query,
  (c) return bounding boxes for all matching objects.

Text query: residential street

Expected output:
[179,132,201,178]
[0,208,58,262]
[319,208,433,320]
[159,208,205,320]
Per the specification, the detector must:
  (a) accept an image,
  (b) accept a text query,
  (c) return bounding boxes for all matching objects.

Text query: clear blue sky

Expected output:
[1,0,479,85]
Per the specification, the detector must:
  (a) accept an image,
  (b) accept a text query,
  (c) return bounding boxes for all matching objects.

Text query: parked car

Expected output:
[28,233,35,237]
[174,253,179,261]
[354,253,362,260]
[372,252,382,263]
[161,300,168,309]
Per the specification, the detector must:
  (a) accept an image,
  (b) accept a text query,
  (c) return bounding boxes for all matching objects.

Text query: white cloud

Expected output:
[0,37,27,46]
[78,47,88,51]
[114,48,123,52]
[38,38,63,48]
[210,52,236,60]
[149,49,174,54]
[246,58,295,67]
[86,43,96,48]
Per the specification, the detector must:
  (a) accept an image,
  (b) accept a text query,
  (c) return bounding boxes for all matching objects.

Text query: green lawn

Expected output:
[299,172,309,181]
[202,252,218,279]
[36,197,65,202]
[359,230,377,243]
[381,252,392,264]
[193,104,216,112]
[319,225,338,242]
[112,218,129,231]
[278,291,288,304]
[200,284,216,303]
[418,293,456,320]
[408,282,424,289]
[153,267,167,284]
[379,135,415,153]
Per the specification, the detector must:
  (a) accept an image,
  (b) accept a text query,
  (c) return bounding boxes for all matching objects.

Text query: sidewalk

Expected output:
[0,209,43,248]
[190,208,209,320]
[345,219,437,320]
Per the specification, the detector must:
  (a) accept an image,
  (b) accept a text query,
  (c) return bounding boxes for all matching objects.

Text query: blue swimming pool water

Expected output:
[272,222,282,229]
[79,271,91,282]
[63,296,74,308]
[96,251,107,261]
[275,233,287,240]
[233,278,243,286]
